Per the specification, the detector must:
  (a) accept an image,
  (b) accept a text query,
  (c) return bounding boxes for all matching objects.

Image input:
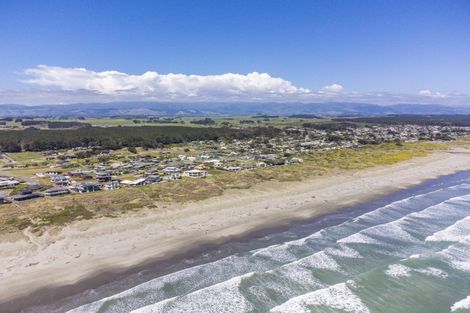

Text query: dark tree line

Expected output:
[0,126,280,152]
[190,118,215,125]
[20,120,91,128]
[334,115,470,126]
[302,122,357,131]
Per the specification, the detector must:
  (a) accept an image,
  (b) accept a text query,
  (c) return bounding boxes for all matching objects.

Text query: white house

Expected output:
[183,169,208,178]
[163,166,181,173]
[0,180,20,189]
[120,178,146,187]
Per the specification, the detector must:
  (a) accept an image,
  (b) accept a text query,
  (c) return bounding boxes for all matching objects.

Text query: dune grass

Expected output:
[0,141,446,233]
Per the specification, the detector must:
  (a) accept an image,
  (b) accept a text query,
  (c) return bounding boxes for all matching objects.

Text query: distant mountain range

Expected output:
[1,102,470,117]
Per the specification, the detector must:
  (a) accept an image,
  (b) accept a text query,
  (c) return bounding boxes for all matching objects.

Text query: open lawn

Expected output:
[6,152,44,162]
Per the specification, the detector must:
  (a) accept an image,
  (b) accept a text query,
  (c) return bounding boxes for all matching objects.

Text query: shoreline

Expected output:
[2,149,470,312]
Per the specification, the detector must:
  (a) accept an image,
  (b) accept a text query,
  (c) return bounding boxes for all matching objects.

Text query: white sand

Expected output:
[1,149,470,303]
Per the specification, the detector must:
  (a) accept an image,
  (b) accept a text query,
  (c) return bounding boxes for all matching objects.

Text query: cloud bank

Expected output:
[22,65,311,101]
[0,65,466,105]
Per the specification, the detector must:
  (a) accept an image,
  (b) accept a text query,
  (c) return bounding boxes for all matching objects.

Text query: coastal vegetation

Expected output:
[0,141,446,233]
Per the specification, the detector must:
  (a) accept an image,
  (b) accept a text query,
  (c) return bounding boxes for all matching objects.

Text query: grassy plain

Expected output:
[2,115,326,129]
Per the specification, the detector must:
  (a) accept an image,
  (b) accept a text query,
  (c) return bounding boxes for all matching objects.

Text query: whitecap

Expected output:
[130,273,254,313]
[270,282,370,313]
[415,267,448,278]
[426,216,470,242]
[451,295,470,312]
[385,264,411,278]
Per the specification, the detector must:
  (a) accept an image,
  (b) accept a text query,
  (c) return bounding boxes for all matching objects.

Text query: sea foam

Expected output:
[426,216,470,242]
[385,264,411,278]
[270,282,370,313]
[130,273,254,313]
[451,295,470,312]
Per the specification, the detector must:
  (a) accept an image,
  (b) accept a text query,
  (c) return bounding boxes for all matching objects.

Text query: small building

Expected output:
[95,171,112,182]
[165,172,181,180]
[12,192,42,201]
[46,170,62,176]
[21,184,43,195]
[103,181,119,190]
[120,178,146,187]
[50,175,70,186]
[145,175,162,184]
[183,169,208,178]
[163,166,181,173]
[43,187,70,197]
[194,164,206,170]
[72,183,101,193]
[144,169,159,176]
[0,180,20,189]
[221,166,242,172]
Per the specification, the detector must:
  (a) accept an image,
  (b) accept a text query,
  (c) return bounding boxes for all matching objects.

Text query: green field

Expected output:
[2,115,327,129]
[6,151,44,162]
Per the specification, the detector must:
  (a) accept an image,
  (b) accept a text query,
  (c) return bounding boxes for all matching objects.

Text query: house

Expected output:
[145,175,162,184]
[69,168,93,178]
[43,187,70,197]
[103,181,119,190]
[144,169,159,176]
[0,180,20,189]
[70,183,101,193]
[120,178,146,187]
[46,170,62,176]
[50,175,70,185]
[165,172,181,180]
[183,169,208,178]
[221,166,242,172]
[163,166,181,173]
[21,184,43,195]
[203,159,222,166]
[12,192,42,201]
[194,164,206,170]
[95,171,112,182]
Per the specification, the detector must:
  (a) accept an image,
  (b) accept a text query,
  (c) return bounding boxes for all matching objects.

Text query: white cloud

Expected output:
[322,83,344,93]
[418,89,447,98]
[0,65,466,105]
[419,89,432,96]
[22,65,310,101]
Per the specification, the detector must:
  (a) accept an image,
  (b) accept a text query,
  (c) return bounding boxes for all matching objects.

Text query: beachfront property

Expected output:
[11,192,42,201]
[121,178,146,187]
[71,183,102,193]
[50,175,71,186]
[0,179,20,189]
[182,169,208,178]
[43,187,70,197]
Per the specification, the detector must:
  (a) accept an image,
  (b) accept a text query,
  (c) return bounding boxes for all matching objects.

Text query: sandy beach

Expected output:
[2,149,470,309]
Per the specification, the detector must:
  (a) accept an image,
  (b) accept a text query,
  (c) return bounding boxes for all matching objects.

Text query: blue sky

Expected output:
[0,0,469,104]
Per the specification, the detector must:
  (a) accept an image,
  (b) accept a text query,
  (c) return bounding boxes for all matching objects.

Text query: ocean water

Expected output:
[30,172,470,313]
